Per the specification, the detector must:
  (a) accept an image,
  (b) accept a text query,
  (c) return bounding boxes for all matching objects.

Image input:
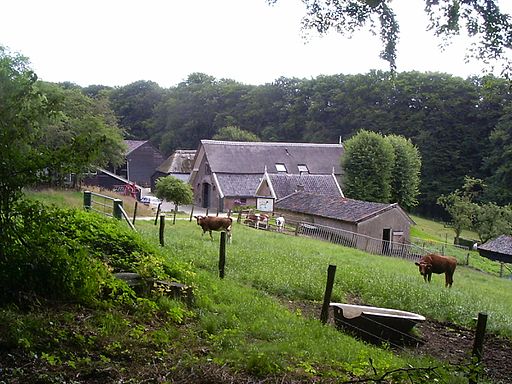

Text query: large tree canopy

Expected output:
[267,0,512,77]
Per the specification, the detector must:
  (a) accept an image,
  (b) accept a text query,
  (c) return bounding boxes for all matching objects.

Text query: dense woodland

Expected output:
[78,71,512,217]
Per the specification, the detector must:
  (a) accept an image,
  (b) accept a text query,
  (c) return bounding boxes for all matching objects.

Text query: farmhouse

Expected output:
[151,149,196,190]
[477,235,512,264]
[189,140,344,212]
[276,191,414,247]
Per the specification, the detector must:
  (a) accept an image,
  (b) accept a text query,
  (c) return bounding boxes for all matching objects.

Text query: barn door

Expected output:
[382,228,391,255]
[202,183,210,208]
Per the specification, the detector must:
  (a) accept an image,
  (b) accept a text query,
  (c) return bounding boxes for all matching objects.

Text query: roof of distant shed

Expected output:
[156,150,196,174]
[478,235,512,256]
[124,140,148,154]
[276,192,413,224]
[201,140,344,175]
[265,173,342,199]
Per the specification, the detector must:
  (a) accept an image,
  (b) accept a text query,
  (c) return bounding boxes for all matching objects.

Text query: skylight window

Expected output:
[298,164,309,174]
[275,163,287,173]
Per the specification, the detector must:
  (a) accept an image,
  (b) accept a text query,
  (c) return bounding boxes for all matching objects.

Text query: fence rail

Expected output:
[83,190,135,231]
[293,221,429,261]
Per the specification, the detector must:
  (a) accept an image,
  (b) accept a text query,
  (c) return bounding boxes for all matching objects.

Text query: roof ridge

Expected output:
[201,139,343,148]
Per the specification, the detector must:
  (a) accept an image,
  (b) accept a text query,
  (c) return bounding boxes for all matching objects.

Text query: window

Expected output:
[275,163,287,173]
[298,164,309,174]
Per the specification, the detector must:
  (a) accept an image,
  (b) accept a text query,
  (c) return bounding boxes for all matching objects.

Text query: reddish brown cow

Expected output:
[415,253,457,288]
[194,216,233,242]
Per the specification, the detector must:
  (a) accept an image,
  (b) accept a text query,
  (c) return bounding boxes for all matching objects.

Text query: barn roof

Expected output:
[156,150,196,174]
[478,235,512,256]
[215,174,263,198]
[124,140,148,155]
[276,192,413,224]
[258,173,343,200]
[199,140,344,175]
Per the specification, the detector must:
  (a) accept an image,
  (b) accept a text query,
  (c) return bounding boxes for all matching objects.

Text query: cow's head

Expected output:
[194,215,204,225]
[415,261,432,276]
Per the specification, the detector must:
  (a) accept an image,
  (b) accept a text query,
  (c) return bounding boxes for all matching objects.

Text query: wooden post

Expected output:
[470,312,488,384]
[189,205,194,222]
[205,208,209,216]
[500,262,504,278]
[219,232,226,279]
[84,191,92,210]
[173,204,178,225]
[113,199,123,220]
[466,252,470,266]
[320,264,337,324]
[159,214,165,247]
[154,202,162,225]
[237,210,242,224]
[132,201,138,226]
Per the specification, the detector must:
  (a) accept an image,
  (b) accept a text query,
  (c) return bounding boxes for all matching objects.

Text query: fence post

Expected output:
[320,264,337,324]
[84,191,92,210]
[113,199,123,220]
[159,214,165,247]
[219,232,226,279]
[173,204,178,225]
[189,205,194,222]
[154,202,162,225]
[469,312,488,384]
[466,252,470,266]
[132,201,138,226]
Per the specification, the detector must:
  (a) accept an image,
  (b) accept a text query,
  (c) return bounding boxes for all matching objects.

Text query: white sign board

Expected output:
[256,197,274,212]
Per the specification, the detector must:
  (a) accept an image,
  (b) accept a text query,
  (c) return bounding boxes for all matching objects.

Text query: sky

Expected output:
[2,0,511,88]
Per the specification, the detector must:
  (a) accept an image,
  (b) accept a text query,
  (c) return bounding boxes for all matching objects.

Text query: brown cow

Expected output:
[415,253,457,288]
[194,216,233,243]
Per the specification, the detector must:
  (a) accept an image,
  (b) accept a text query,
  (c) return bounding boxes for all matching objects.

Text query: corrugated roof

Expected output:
[276,192,400,223]
[201,140,344,175]
[478,235,512,256]
[268,174,342,199]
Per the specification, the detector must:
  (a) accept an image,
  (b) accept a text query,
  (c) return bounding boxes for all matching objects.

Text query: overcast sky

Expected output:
[2,0,511,88]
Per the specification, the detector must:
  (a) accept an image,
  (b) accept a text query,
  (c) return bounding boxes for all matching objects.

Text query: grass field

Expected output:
[13,189,511,382]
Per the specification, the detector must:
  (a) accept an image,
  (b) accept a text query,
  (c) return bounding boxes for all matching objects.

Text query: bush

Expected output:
[0,200,190,306]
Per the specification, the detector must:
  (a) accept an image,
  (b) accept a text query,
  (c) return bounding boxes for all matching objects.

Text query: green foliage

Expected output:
[473,202,512,243]
[0,199,191,305]
[386,134,421,209]
[154,175,193,207]
[342,130,395,202]
[212,125,260,142]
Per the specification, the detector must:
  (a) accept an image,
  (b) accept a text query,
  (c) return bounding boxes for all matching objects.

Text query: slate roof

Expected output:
[215,174,263,197]
[156,150,196,174]
[266,173,342,199]
[478,235,512,256]
[201,140,344,175]
[124,140,148,155]
[276,192,408,223]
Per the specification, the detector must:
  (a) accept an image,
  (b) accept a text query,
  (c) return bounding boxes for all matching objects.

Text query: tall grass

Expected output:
[140,220,512,338]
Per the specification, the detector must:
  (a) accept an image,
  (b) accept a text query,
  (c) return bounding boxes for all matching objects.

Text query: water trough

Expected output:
[330,303,426,345]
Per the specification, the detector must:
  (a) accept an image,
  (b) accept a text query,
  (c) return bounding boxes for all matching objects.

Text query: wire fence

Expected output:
[293,221,429,262]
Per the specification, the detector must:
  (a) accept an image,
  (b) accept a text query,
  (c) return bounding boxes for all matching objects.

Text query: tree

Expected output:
[267,0,512,77]
[342,130,395,202]
[437,176,484,244]
[212,126,260,141]
[38,82,126,186]
[473,202,512,243]
[0,46,53,259]
[154,176,193,223]
[386,134,422,210]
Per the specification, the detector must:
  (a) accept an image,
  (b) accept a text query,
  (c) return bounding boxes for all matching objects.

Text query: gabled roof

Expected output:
[156,150,196,174]
[276,192,413,224]
[257,172,343,200]
[478,235,512,256]
[215,174,263,198]
[199,140,344,175]
[124,140,148,155]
